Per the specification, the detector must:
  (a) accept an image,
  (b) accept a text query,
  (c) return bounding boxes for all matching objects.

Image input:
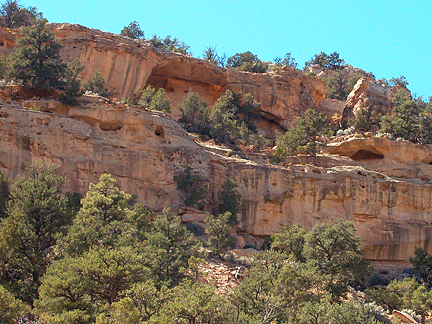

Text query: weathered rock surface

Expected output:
[327,135,432,181]
[0,96,209,211]
[2,97,432,262]
[342,77,394,123]
[1,25,432,263]
[0,24,326,133]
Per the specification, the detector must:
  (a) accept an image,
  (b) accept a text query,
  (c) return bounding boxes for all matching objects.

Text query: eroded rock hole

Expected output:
[155,125,164,136]
[99,123,122,131]
[351,150,384,161]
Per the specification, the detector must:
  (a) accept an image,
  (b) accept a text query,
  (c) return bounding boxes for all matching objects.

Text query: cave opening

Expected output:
[350,150,384,161]
[155,125,164,136]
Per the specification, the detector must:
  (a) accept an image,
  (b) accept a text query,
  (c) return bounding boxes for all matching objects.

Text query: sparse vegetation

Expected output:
[149,34,191,55]
[178,89,267,149]
[202,46,227,67]
[120,21,144,39]
[82,70,112,99]
[389,75,409,87]
[227,51,268,73]
[305,51,345,69]
[274,108,332,161]
[138,85,172,114]
[273,52,298,69]
[174,164,207,209]
[0,0,41,29]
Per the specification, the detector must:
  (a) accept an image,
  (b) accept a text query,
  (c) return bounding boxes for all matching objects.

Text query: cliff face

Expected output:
[2,96,432,262]
[1,24,432,263]
[0,24,326,133]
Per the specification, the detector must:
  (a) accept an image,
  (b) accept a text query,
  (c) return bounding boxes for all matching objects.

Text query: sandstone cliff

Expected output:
[0,24,326,133]
[1,24,432,263]
[2,95,432,262]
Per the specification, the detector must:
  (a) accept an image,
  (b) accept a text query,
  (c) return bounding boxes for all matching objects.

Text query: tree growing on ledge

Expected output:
[149,35,191,55]
[10,18,66,89]
[274,109,331,161]
[0,0,41,29]
[120,21,144,39]
[227,51,268,73]
[305,51,345,69]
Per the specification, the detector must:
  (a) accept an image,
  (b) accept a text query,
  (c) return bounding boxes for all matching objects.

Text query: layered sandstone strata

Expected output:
[1,97,432,261]
[0,24,326,132]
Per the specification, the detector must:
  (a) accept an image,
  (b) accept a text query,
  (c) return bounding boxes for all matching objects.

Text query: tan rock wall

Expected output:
[0,98,209,212]
[327,136,432,181]
[1,100,432,261]
[220,161,432,261]
[0,24,326,133]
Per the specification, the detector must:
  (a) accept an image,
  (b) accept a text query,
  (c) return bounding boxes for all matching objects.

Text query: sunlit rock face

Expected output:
[0,24,326,135]
[0,25,431,263]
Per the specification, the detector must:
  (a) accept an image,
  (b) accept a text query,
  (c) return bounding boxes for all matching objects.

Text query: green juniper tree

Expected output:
[149,35,191,55]
[227,51,268,73]
[273,52,298,69]
[0,163,71,303]
[274,109,331,160]
[120,21,144,39]
[59,59,84,106]
[174,164,207,209]
[380,100,421,142]
[216,178,242,224]
[138,86,172,114]
[205,212,235,257]
[35,174,151,322]
[306,51,345,69]
[82,70,112,99]
[144,207,200,285]
[10,18,66,89]
[0,284,28,324]
[152,280,235,323]
[178,90,209,134]
[0,0,40,29]
[208,91,240,143]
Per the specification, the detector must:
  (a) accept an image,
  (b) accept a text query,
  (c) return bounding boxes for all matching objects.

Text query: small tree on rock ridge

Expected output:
[121,21,144,39]
[274,109,331,161]
[10,18,66,89]
[0,0,40,29]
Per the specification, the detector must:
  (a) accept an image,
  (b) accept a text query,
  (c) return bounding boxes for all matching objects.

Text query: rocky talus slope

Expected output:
[0,24,431,263]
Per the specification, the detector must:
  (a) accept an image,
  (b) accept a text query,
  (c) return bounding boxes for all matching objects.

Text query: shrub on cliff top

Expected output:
[305,51,345,69]
[120,21,144,39]
[227,51,268,73]
[149,35,191,55]
[0,0,41,29]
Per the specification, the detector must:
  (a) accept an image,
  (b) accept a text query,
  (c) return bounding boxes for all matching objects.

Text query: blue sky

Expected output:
[29,0,431,99]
